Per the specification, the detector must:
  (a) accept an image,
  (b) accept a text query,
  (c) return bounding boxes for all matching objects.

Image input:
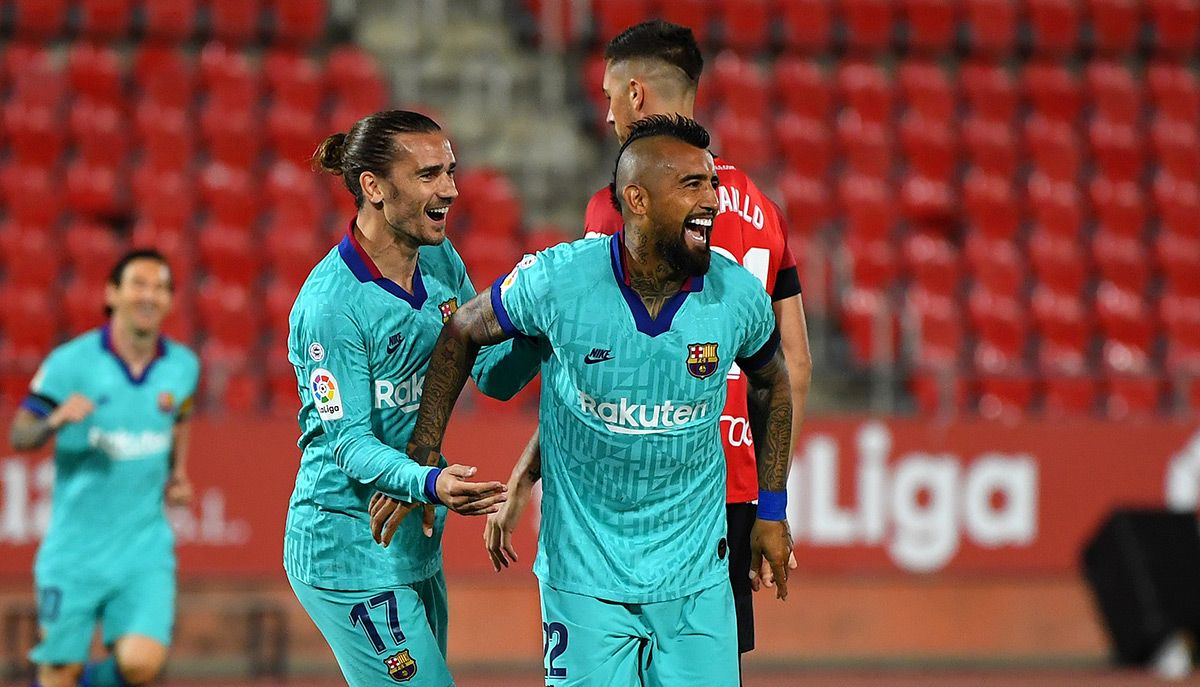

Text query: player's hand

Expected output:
[165,474,193,507]
[749,518,793,601]
[436,464,507,516]
[369,492,422,546]
[483,502,523,572]
[47,393,94,429]
[758,550,798,589]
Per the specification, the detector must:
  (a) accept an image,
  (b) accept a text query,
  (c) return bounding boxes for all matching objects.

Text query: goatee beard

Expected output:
[658,233,710,278]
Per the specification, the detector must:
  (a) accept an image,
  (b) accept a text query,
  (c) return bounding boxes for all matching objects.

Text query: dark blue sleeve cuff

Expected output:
[21,394,56,419]
[424,467,444,505]
[489,276,520,338]
[736,327,781,373]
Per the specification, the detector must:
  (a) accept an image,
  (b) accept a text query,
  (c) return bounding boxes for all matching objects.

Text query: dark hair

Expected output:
[311,110,443,208]
[609,114,711,211]
[106,249,173,316]
[604,20,704,85]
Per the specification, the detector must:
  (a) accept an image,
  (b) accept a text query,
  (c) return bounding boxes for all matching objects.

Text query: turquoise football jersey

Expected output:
[23,327,199,580]
[492,232,779,603]
[284,224,539,590]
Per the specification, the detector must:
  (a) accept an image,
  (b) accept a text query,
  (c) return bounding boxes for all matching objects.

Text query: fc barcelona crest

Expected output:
[686,342,720,379]
[157,391,176,414]
[383,649,418,682]
[438,298,459,324]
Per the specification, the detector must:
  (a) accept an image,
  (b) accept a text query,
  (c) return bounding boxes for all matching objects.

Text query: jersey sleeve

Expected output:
[176,348,201,423]
[294,305,438,503]
[583,187,622,238]
[766,199,802,302]
[734,284,781,373]
[490,252,554,339]
[22,347,74,418]
[450,246,543,400]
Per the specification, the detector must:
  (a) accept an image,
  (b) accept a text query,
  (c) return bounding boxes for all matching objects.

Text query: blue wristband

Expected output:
[758,490,787,521]
[423,467,444,505]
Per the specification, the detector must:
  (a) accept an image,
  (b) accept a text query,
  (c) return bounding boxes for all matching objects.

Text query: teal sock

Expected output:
[79,657,127,687]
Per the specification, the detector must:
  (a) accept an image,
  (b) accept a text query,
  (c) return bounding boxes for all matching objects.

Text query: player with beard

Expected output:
[394,115,794,685]
[485,21,812,671]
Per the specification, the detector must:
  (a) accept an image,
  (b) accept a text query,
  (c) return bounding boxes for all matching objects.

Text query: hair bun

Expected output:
[313,132,348,174]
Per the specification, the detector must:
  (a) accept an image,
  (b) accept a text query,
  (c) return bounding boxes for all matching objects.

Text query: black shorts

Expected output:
[726,501,757,654]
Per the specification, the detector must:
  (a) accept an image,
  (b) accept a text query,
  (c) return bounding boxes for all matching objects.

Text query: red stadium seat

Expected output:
[904,287,964,370]
[1028,228,1090,295]
[965,233,1025,296]
[1151,116,1200,181]
[902,232,961,296]
[717,0,772,53]
[1024,114,1082,182]
[1156,231,1200,297]
[65,158,127,219]
[452,168,522,240]
[1159,292,1200,375]
[658,0,715,46]
[773,57,832,120]
[1148,0,1199,58]
[910,368,970,415]
[263,49,325,110]
[1042,374,1098,416]
[266,104,322,165]
[263,279,300,338]
[135,102,196,173]
[962,117,1018,177]
[774,114,832,178]
[196,282,264,350]
[210,0,262,44]
[1089,176,1147,237]
[836,62,895,124]
[200,103,265,169]
[843,235,898,291]
[1031,285,1093,361]
[898,62,957,121]
[900,113,957,180]
[459,232,524,290]
[1086,62,1143,125]
[67,43,124,105]
[1148,63,1199,122]
[1026,0,1083,56]
[197,222,263,286]
[968,286,1029,372]
[326,48,389,114]
[0,222,60,287]
[264,217,323,289]
[8,51,66,108]
[963,0,1017,55]
[199,43,263,109]
[1153,173,1199,237]
[60,276,105,336]
[12,0,68,39]
[962,170,1021,240]
[1088,118,1146,182]
[134,49,196,110]
[840,286,899,365]
[1091,228,1150,294]
[264,161,328,222]
[270,0,327,47]
[836,112,893,178]
[711,53,770,119]
[3,100,66,167]
[1027,172,1084,238]
[0,285,60,352]
[903,0,958,54]
[900,175,955,226]
[78,0,133,40]
[780,0,833,52]
[199,162,260,228]
[1096,281,1156,368]
[129,221,197,288]
[132,166,198,229]
[142,0,198,42]
[838,174,895,240]
[63,221,124,283]
[69,100,130,167]
[959,61,1017,122]
[977,374,1035,419]
[1104,374,1164,419]
[1023,62,1084,123]
[777,171,833,239]
[841,0,896,53]
[0,162,62,227]
[590,0,653,44]
[1088,0,1142,55]
[712,111,776,177]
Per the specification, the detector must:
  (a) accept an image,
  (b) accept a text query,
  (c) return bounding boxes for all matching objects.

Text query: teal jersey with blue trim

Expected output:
[492,233,779,603]
[23,328,199,579]
[284,223,539,590]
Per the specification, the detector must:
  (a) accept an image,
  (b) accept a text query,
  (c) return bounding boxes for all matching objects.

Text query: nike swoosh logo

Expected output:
[584,352,614,364]
[386,334,403,355]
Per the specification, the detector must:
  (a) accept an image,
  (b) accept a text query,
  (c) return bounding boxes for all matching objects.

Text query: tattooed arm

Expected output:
[742,349,795,601]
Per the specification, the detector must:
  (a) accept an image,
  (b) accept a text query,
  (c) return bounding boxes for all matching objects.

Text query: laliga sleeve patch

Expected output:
[310,368,344,420]
[499,253,537,296]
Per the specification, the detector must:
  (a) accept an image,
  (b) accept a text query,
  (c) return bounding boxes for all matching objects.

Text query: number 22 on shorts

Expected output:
[543,621,569,679]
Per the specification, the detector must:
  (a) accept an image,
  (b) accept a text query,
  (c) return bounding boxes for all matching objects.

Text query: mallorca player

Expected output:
[286,110,537,687]
[404,115,794,685]
[8,250,199,687]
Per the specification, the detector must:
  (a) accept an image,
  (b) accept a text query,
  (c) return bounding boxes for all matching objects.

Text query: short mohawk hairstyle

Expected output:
[604,20,704,84]
[609,114,712,211]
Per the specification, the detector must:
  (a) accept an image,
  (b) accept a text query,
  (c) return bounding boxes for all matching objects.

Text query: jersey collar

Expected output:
[337,218,428,309]
[609,231,702,337]
[100,324,167,385]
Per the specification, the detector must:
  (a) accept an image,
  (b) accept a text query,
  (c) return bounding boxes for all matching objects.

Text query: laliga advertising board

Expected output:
[0,412,1197,577]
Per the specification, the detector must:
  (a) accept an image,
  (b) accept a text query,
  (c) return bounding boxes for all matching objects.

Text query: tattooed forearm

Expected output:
[409,290,513,455]
[744,352,793,493]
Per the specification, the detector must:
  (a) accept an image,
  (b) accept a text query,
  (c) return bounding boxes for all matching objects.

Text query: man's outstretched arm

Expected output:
[743,349,794,601]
